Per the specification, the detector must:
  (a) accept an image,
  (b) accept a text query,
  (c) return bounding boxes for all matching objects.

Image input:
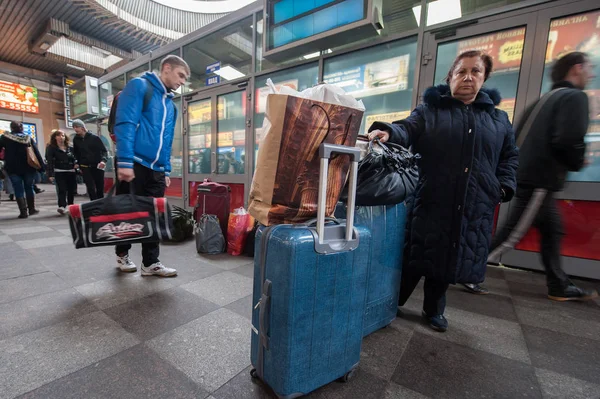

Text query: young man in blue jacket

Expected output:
[113,55,190,277]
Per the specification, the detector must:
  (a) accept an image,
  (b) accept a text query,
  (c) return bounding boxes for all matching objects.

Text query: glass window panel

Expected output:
[254,63,319,169]
[541,10,600,182]
[217,91,246,175]
[434,27,526,122]
[183,16,253,92]
[126,63,149,82]
[188,98,212,174]
[170,98,183,178]
[99,75,124,118]
[98,123,115,172]
[323,37,418,134]
[424,0,522,27]
[151,50,180,74]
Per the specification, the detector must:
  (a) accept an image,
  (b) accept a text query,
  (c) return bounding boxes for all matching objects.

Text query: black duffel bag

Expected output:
[341,138,419,206]
[68,184,174,248]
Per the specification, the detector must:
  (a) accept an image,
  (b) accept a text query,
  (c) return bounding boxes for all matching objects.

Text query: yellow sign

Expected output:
[189,101,211,125]
[218,131,233,147]
[364,111,411,134]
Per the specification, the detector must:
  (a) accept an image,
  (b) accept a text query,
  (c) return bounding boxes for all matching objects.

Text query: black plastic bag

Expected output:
[195,214,225,254]
[341,139,419,206]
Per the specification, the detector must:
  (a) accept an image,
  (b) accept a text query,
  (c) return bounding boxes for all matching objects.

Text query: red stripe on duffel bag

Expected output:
[155,198,166,213]
[89,212,150,223]
[69,204,82,219]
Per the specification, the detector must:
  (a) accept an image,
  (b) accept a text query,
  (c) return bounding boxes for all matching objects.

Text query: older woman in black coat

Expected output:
[369,50,519,332]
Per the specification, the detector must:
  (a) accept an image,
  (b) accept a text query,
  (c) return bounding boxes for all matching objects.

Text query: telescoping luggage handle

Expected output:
[313,143,361,253]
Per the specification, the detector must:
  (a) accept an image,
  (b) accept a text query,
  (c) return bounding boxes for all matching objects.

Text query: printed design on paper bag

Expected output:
[270,96,362,223]
[96,222,145,240]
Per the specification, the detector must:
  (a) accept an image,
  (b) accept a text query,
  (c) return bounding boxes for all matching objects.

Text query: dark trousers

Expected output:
[399,267,450,316]
[81,166,105,201]
[115,163,166,266]
[490,187,569,291]
[54,172,77,208]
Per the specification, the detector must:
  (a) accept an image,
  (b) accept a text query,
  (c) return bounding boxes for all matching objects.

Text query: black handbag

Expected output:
[341,139,419,206]
[68,184,174,248]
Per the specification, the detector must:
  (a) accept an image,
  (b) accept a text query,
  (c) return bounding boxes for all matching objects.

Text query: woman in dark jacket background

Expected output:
[46,129,78,214]
[0,121,45,218]
[369,50,519,332]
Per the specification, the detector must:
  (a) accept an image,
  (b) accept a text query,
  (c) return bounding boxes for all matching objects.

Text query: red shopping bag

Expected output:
[227,208,254,256]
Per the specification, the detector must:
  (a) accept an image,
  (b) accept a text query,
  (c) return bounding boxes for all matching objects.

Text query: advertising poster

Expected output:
[218,131,233,147]
[188,101,212,125]
[456,28,525,73]
[364,111,411,134]
[324,55,411,98]
[233,129,245,146]
[0,80,39,114]
[545,11,600,63]
[255,79,298,114]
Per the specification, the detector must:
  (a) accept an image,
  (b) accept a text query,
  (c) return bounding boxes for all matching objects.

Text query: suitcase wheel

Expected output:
[338,367,357,383]
[250,368,258,379]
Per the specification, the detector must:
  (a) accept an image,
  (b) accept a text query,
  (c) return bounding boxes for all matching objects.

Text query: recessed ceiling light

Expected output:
[66,63,85,71]
[213,65,245,80]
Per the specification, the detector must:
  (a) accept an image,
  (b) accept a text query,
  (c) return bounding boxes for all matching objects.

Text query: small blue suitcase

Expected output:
[334,203,407,337]
[250,144,371,398]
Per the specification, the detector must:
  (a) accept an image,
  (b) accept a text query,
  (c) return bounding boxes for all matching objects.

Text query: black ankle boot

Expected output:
[26,196,39,215]
[16,198,28,218]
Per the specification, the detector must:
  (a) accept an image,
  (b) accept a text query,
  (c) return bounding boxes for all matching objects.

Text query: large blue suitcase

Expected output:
[334,203,407,337]
[250,144,371,398]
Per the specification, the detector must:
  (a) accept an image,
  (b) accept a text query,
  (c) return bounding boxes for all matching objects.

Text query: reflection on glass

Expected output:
[126,63,149,82]
[183,16,252,92]
[98,124,115,172]
[217,91,246,175]
[188,99,212,174]
[541,10,600,182]
[254,63,319,170]
[99,75,125,118]
[434,27,526,122]
[323,38,418,134]
[170,98,183,179]
[422,0,522,27]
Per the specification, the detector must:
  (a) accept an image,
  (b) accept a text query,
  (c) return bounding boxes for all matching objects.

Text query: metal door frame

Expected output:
[182,80,253,208]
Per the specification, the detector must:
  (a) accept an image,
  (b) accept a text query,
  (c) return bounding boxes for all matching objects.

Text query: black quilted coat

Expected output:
[369,85,518,284]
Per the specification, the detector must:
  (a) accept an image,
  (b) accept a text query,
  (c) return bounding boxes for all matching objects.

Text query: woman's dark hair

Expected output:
[551,51,588,83]
[10,121,23,132]
[50,129,69,147]
[445,50,494,84]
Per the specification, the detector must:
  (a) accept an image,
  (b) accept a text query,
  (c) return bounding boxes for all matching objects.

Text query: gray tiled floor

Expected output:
[1,186,600,398]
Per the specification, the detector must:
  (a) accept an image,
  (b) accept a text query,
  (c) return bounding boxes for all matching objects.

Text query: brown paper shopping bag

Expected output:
[249,93,364,226]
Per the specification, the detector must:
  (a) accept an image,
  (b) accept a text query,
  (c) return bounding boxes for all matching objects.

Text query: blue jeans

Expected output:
[9,173,36,199]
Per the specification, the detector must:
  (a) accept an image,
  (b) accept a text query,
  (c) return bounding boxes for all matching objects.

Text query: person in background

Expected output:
[368,50,518,332]
[0,121,45,218]
[468,52,598,301]
[46,129,78,214]
[72,119,107,201]
[113,55,189,277]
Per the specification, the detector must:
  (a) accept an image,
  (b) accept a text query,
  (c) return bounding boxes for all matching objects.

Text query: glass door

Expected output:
[183,83,250,210]
[500,0,600,280]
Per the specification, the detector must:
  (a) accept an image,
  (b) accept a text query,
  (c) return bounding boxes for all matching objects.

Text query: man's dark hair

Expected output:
[445,50,494,84]
[551,52,588,83]
[160,55,190,77]
[10,121,23,132]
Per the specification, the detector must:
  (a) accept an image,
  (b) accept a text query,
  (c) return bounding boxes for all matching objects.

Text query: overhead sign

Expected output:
[456,28,525,73]
[206,76,220,86]
[63,77,73,128]
[0,80,39,114]
[206,62,221,74]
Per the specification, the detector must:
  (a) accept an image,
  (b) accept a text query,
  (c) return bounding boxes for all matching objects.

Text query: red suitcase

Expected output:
[194,179,231,238]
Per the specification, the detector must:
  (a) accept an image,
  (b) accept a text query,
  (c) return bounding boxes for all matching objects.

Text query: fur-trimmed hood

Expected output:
[423,84,502,112]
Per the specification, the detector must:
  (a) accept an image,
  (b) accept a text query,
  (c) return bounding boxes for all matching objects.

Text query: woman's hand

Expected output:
[49,176,54,183]
[368,129,390,143]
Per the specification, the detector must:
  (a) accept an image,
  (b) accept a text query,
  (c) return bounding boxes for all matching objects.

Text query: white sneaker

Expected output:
[57,207,65,215]
[117,254,137,272]
[141,262,177,277]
